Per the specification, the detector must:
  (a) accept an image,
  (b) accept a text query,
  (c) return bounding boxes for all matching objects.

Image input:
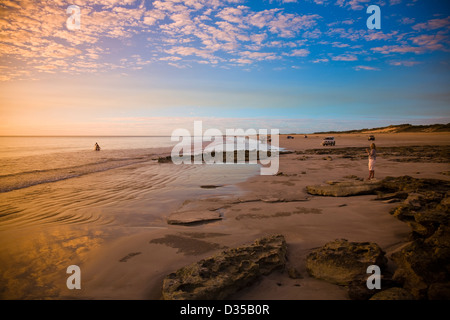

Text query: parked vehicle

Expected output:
[321,136,335,146]
[368,135,375,141]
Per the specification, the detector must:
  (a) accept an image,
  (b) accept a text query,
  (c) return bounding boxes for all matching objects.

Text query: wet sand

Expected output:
[0,132,449,300]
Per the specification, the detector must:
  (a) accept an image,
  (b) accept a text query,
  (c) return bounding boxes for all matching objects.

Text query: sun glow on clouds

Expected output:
[1,0,449,80]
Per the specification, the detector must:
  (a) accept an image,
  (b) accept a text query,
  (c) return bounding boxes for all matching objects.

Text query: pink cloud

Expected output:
[287,49,310,57]
[336,0,371,10]
[410,34,449,51]
[365,31,397,41]
[371,45,426,54]
[332,53,358,61]
[412,16,450,31]
[389,60,420,67]
[354,65,380,71]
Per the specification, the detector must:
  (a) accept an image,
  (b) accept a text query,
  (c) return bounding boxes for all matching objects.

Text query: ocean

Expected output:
[0,136,178,192]
[0,135,278,193]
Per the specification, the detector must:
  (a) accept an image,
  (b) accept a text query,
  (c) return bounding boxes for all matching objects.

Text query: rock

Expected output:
[161,234,287,300]
[308,175,450,199]
[167,210,222,225]
[414,209,448,237]
[305,239,387,286]
[407,221,431,237]
[403,193,425,207]
[385,176,450,239]
[380,176,450,194]
[343,175,362,180]
[347,275,377,300]
[390,204,417,222]
[347,274,399,300]
[382,199,402,204]
[157,155,172,163]
[287,267,303,279]
[304,146,450,163]
[428,282,450,300]
[306,180,382,197]
[261,197,285,203]
[322,175,450,300]
[160,150,274,165]
[391,226,450,299]
[200,185,222,189]
[369,287,415,300]
[375,191,409,201]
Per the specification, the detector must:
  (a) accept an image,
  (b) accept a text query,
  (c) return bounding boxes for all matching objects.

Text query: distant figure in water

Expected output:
[366,143,376,180]
[94,142,101,151]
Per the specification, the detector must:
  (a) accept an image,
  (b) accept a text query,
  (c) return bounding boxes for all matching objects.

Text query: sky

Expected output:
[0,0,449,135]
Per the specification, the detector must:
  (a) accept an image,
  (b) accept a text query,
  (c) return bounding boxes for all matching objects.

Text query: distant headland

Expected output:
[314,123,450,134]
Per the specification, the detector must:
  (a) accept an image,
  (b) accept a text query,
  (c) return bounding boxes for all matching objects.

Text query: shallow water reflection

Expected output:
[0,161,259,299]
[0,225,106,299]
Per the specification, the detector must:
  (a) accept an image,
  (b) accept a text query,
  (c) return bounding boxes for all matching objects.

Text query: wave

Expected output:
[0,155,155,193]
[0,203,114,229]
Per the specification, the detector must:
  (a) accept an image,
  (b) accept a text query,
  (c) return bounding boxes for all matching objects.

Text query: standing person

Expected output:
[94,142,101,151]
[366,143,376,180]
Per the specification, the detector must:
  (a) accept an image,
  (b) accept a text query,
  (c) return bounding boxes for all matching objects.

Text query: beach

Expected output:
[0,132,449,300]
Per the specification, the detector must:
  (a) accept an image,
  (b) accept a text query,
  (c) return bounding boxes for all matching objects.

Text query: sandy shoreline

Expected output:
[71,132,450,300]
[0,132,449,300]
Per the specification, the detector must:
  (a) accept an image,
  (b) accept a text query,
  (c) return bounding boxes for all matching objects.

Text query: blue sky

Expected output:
[0,0,449,135]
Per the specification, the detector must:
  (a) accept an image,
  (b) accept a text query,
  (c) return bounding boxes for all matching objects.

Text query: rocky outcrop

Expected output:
[306,180,383,197]
[369,287,415,300]
[306,239,387,286]
[384,177,450,239]
[306,175,450,200]
[391,225,450,299]
[158,150,274,164]
[305,176,450,300]
[381,175,450,194]
[378,176,450,299]
[301,145,450,163]
[347,274,399,300]
[161,234,287,300]
[428,282,450,300]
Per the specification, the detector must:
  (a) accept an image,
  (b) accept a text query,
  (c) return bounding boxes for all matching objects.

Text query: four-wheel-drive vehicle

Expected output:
[321,136,335,146]
[368,135,375,141]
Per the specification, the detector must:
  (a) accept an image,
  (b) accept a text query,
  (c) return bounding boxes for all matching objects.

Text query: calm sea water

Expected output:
[0,136,276,193]
[0,136,175,158]
[0,136,178,193]
[0,134,266,231]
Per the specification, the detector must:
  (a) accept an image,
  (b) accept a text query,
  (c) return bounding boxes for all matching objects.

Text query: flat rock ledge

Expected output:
[306,239,387,286]
[167,210,222,225]
[161,234,287,300]
[306,180,382,197]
